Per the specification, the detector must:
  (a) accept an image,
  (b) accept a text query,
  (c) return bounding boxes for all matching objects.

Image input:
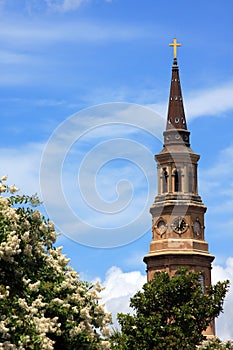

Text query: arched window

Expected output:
[188,169,193,192]
[162,168,168,193]
[174,169,181,192]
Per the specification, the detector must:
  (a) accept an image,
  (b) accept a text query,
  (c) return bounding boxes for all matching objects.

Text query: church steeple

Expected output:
[163,57,190,146]
[143,40,215,336]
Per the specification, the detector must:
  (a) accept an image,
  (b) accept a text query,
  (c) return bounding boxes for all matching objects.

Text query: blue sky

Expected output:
[1,0,233,339]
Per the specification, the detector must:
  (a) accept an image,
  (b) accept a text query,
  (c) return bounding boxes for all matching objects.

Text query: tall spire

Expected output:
[143,41,215,337]
[163,40,190,147]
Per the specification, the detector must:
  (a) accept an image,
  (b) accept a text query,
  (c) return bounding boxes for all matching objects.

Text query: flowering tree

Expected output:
[0,177,111,350]
[198,339,233,349]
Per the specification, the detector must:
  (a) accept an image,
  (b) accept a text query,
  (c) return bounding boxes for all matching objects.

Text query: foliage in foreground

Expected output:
[0,177,111,349]
[111,269,230,350]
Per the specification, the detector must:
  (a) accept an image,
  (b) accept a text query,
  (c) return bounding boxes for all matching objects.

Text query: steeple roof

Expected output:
[163,57,190,147]
[166,58,187,131]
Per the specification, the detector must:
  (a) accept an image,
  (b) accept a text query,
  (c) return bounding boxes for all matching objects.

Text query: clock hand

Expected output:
[178,218,182,229]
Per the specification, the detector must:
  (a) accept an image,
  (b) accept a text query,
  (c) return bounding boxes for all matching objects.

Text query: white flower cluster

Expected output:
[197,339,233,349]
[0,178,112,349]
[0,232,21,262]
[0,176,18,195]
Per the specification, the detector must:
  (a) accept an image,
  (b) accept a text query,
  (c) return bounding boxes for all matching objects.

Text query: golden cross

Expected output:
[169,38,182,58]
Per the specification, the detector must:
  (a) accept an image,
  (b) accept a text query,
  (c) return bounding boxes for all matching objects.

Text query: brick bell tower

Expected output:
[143,39,215,336]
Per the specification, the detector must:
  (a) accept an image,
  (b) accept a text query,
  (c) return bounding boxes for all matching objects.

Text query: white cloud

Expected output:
[76,79,233,121]
[45,0,86,12]
[149,80,233,121]
[186,82,233,119]
[212,259,233,340]
[44,0,113,12]
[0,15,156,47]
[0,19,153,86]
[100,266,146,326]
[100,262,233,340]
[0,15,156,88]
[72,80,233,118]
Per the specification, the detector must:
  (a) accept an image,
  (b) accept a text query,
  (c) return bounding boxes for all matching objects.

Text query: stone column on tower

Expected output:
[143,40,215,336]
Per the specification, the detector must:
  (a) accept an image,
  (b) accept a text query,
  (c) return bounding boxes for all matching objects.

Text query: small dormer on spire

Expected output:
[163,39,190,147]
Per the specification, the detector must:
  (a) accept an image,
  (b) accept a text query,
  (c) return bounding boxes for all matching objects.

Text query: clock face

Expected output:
[156,219,167,237]
[171,217,188,235]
